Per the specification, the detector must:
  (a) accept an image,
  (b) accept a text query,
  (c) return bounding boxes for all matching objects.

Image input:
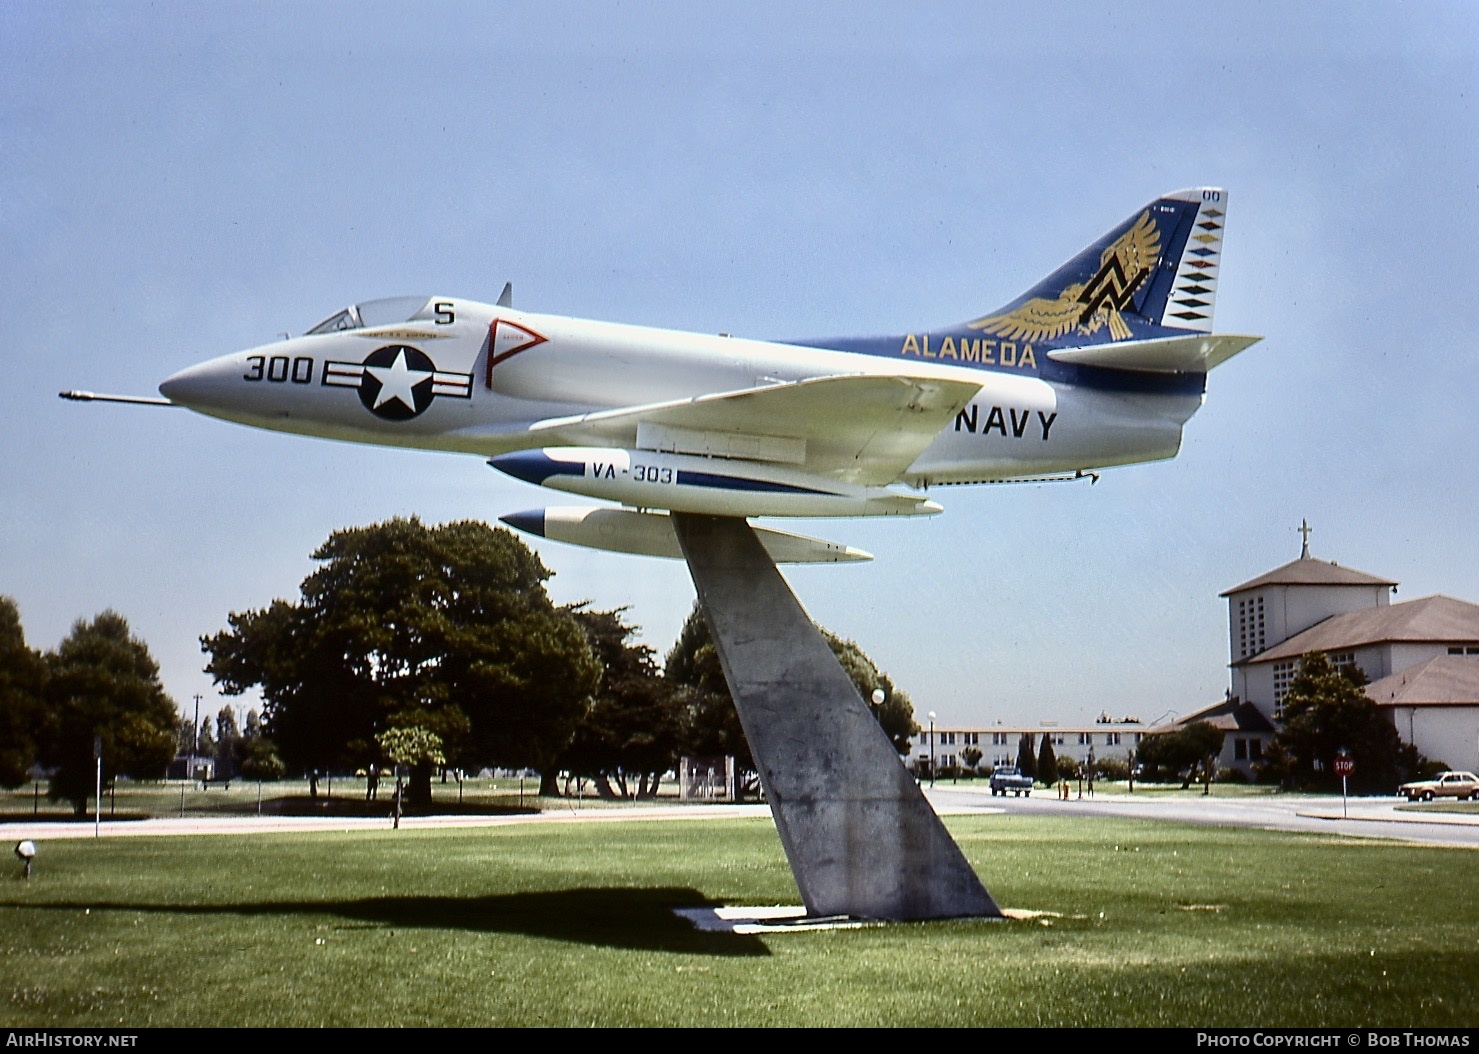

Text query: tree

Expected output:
[664,609,756,796]
[664,604,921,780]
[203,518,601,805]
[1138,721,1225,789]
[1260,652,1421,793]
[196,718,217,767]
[214,707,242,780]
[0,597,47,788]
[1036,734,1058,788]
[558,607,686,799]
[1015,732,1037,781]
[239,736,286,781]
[173,715,196,758]
[41,611,178,815]
[960,745,983,773]
[822,630,921,754]
[377,726,446,807]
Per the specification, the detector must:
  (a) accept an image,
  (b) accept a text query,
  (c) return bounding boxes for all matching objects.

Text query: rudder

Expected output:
[968,187,1230,346]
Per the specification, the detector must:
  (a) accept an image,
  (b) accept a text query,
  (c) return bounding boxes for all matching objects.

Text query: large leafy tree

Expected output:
[42,611,179,815]
[664,604,921,772]
[1138,720,1226,789]
[558,607,686,800]
[202,517,601,804]
[0,596,47,788]
[1259,652,1420,793]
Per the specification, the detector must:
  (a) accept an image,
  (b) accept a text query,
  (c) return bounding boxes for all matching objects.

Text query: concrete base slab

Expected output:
[673,906,886,934]
[673,513,1001,921]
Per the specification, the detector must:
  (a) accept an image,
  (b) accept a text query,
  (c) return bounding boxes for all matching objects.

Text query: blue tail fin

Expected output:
[968,188,1230,347]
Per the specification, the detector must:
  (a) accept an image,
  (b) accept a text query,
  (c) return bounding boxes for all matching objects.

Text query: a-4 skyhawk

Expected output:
[65,188,1258,563]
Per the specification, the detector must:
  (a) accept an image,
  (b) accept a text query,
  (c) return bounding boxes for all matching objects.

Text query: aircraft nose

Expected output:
[158,361,207,404]
[158,356,238,410]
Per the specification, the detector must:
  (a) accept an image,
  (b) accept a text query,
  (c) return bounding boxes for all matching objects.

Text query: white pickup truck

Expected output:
[989,766,1034,797]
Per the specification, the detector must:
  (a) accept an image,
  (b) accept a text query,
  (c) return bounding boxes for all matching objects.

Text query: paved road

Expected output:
[924,783,1479,848]
[3,789,1476,847]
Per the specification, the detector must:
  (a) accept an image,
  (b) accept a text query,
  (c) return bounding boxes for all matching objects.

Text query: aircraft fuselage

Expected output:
[159,296,1200,490]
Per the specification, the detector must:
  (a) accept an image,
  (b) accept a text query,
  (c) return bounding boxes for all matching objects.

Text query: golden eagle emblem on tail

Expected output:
[969,210,1161,343]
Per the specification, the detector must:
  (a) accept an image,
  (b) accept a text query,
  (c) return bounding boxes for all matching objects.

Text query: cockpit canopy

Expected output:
[305,296,435,335]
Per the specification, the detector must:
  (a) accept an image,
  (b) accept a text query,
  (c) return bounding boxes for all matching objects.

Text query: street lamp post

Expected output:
[928,711,937,788]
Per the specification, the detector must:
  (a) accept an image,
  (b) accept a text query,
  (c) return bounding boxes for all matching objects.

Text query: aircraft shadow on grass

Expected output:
[29,887,771,956]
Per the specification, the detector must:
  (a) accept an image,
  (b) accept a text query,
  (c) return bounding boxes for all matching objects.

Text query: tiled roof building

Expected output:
[1220,524,1479,772]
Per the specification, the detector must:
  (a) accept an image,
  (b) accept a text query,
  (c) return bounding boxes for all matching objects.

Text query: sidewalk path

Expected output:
[925,782,1479,847]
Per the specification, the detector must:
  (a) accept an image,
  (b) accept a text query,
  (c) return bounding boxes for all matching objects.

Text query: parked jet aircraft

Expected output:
[65,188,1257,563]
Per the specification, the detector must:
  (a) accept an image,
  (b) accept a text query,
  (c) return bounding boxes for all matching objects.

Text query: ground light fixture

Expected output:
[15,840,36,878]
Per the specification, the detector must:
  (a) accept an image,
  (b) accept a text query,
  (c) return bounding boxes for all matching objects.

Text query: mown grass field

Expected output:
[2,811,1474,1027]
[0,776,546,823]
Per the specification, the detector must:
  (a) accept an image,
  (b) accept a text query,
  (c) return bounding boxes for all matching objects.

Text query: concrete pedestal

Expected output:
[674,513,1000,921]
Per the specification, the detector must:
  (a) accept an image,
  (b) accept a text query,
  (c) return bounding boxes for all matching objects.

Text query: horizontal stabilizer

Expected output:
[1046,333,1261,374]
[499,506,872,563]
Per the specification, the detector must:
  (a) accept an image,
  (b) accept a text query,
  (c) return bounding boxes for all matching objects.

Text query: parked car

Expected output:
[989,766,1034,797]
[1398,771,1479,802]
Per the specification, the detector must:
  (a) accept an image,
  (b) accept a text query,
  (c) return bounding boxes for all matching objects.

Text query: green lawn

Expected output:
[2,813,1473,1027]
[0,776,569,823]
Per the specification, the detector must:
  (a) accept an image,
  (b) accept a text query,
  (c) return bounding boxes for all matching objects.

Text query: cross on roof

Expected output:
[1298,518,1312,559]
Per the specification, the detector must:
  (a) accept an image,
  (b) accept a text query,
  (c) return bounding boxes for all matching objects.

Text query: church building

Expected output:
[913,524,1479,781]
[1200,523,1479,774]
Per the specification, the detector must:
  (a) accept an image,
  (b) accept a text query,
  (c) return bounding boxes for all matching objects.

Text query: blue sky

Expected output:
[3,2,1476,732]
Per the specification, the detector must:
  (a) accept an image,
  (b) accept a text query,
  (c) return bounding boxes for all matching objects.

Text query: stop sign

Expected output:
[1333,755,1354,777]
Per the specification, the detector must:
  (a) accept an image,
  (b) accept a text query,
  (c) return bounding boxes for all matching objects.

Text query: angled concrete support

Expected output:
[673,513,1000,921]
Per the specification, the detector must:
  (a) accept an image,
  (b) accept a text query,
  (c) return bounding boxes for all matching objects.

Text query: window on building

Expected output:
[1236,595,1267,659]
[1235,739,1247,761]
[1273,661,1297,718]
[1328,652,1357,676]
[1250,739,1263,760]
[992,732,1008,746]
[1105,732,1121,746]
[1078,732,1091,745]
